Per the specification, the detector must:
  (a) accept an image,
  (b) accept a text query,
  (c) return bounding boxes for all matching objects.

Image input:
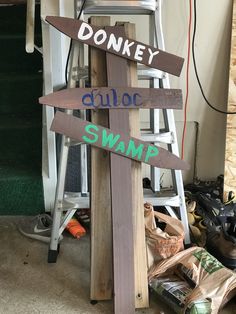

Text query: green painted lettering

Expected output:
[102,129,120,148]
[145,145,159,162]
[115,141,126,153]
[82,124,99,144]
[126,140,144,160]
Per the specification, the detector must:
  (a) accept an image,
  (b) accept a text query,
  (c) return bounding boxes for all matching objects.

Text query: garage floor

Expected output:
[0,216,235,314]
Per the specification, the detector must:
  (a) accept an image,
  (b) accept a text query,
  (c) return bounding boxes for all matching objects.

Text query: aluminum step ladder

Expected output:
[48,0,190,261]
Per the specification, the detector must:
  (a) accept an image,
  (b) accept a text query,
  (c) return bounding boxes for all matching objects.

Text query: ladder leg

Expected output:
[77,40,88,196]
[152,0,190,244]
[49,38,88,260]
[162,103,190,245]
[48,208,62,263]
[149,10,161,192]
[48,134,70,262]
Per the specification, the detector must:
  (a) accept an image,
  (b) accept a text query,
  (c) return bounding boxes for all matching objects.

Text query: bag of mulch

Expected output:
[148,247,236,314]
[144,202,185,268]
[149,275,211,314]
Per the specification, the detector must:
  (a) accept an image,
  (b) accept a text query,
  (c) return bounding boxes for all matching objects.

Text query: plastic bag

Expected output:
[144,202,185,268]
[148,247,236,314]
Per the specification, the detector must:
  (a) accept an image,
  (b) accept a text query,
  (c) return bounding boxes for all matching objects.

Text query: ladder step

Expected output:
[83,0,157,15]
[137,65,165,80]
[63,193,181,208]
[141,132,173,144]
[64,193,90,208]
[144,195,180,207]
[72,65,165,81]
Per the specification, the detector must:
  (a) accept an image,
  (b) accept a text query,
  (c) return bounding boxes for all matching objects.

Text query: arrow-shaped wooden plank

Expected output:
[39,87,183,110]
[51,111,189,171]
[45,16,184,77]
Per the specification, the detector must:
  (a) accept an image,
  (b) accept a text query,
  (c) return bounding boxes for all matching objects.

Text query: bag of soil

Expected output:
[148,247,236,314]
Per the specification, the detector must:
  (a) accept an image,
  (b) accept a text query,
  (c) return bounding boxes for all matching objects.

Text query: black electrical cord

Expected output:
[192,0,236,115]
[65,0,87,85]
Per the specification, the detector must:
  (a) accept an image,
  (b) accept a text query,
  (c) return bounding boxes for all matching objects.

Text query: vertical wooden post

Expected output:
[90,19,148,309]
[224,0,236,201]
[121,22,149,309]
[90,16,113,301]
[106,26,135,312]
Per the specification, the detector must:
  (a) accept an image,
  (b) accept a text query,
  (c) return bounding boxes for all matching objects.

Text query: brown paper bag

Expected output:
[149,247,236,314]
[144,203,185,268]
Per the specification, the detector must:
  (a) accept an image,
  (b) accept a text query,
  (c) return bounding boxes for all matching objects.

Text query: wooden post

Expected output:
[90,16,113,301]
[121,22,149,309]
[224,0,236,201]
[106,26,135,313]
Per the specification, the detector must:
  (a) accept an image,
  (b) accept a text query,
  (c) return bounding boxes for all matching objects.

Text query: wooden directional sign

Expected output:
[51,111,189,171]
[45,16,184,77]
[39,87,183,110]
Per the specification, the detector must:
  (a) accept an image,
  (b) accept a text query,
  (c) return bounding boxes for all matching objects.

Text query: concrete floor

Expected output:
[0,216,235,314]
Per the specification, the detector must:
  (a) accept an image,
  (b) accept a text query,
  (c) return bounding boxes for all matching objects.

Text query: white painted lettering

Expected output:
[122,39,135,56]
[134,44,145,61]
[94,29,107,45]
[107,33,123,52]
[78,22,93,41]
[148,48,160,65]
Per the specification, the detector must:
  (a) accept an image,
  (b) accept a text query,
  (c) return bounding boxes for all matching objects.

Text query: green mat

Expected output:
[0,4,44,215]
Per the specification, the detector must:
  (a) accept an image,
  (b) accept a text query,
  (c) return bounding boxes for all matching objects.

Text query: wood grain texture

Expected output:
[224,0,236,201]
[89,16,113,301]
[39,87,183,110]
[45,16,184,77]
[119,21,149,309]
[106,26,135,314]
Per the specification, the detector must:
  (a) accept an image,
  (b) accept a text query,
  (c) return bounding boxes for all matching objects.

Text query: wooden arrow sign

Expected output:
[45,16,184,77]
[51,111,189,171]
[39,87,183,110]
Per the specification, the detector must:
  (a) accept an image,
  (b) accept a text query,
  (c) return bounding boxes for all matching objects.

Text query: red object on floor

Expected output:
[66,218,86,239]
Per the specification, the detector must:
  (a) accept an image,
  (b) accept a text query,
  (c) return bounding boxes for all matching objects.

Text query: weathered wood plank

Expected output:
[224,0,236,201]
[89,17,113,301]
[45,16,184,77]
[106,29,135,313]
[39,87,183,110]
[50,111,189,171]
[121,22,149,309]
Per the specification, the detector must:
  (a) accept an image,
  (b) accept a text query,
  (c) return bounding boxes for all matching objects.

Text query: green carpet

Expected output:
[0,4,44,215]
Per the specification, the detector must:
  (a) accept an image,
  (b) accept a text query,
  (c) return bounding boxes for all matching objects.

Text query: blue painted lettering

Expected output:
[122,93,132,106]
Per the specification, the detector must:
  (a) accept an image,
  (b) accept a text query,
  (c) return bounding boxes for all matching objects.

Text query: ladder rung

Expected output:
[141,132,173,144]
[138,65,165,80]
[63,192,181,209]
[72,65,165,81]
[144,195,180,207]
[64,194,90,208]
[83,0,157,15]
[65,139,83,147]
